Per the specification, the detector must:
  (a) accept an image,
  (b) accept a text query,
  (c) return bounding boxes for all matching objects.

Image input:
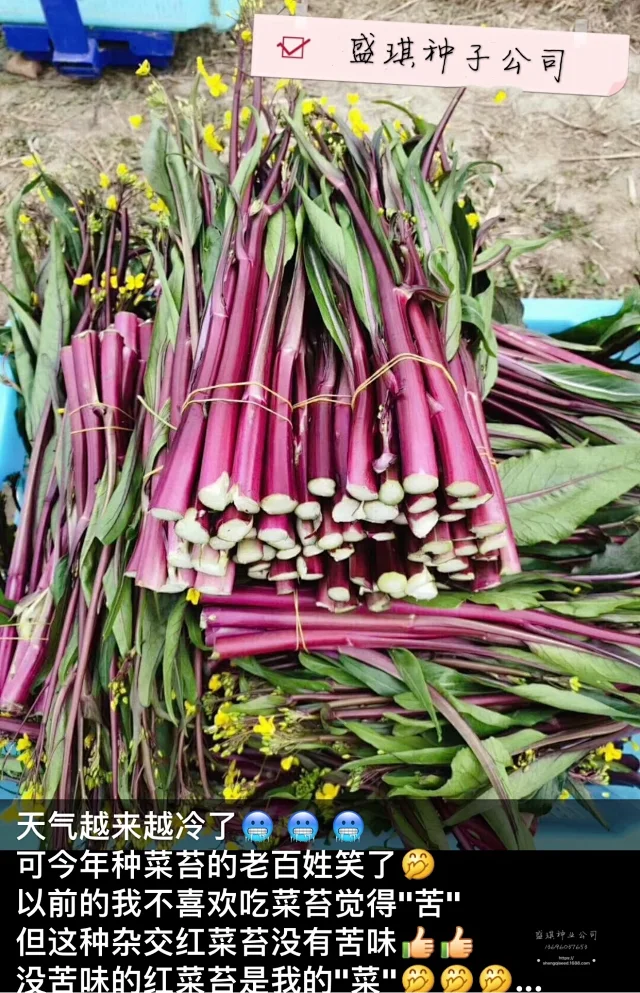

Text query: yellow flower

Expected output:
[599,742,623,763]
[238,106,252,127]
[214,709,232,729]
[21,154,41,169]
[346,93,360,106]
[253,715,276,736]
[494,90,508,105]
[319,97,328,107]
[223,110,233,131]
[209,73,228,98]
[125,272,146,291]
[186,587,201,605]
[116,163,129,179]
[99,173,111,189]
[31,292,40,308]
[16,734,31,753]
[466,212,480,230]
[558,789,571,800]
[18,213,31,225]
[208,674,223,692]
[281,756,300,772]
[110,275,119,290]
[569,676,582,693]
[150,198,170,216]
[457,197,466,208]
[327,105,336,117]
[136,60,151,77]
[84,734,95,749]
[129,114,144,130]
[197,59,228,98]
[348,107,370,140]
[301,99,315,116]
[316,782,341,801]
[573,586,582,594]
[241,29,253,43]
[184,701,197,719]
[223,783,245,801]
[284,0,297,13]
[106,195,118,211]
[203,124,224,153]
[74,273,93,286]
[21,784,44,801]
[275,79,290,92]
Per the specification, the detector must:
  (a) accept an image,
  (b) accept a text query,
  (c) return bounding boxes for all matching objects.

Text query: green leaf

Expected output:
[500,444,640,545]
[374,101,434,138]
[581,529,640,576]
[166,131,203,246]
[581,416,640,445]
[554,291,640,352]
[147,242,182,347]
[52,556,69,607]
[491,286,523,326]
[388,736,512,798]
[40,175,83,267]
[451,749,588,813]
[230,108,269,204]
[534,364,640,405]
[469,588,545,611]
[298,652,366,688]
[488,422,560,453]
[29,225,70,440]
[103,559,133,658]
[544,592,640,619]
[304,240,351,357]
[462,285,497,394]
[137,593,169,707]
[142,119,177,218]
[341,721,445,756]
[529,642,640,690]
[265,203,296,280]
[97,425,143,545]
[391,649,442,740]
[43,698,68,798]
[498,681,636,719]
[338,654,406,697]
[299,189,347,280]
[235,656,330,694]
[162,597,187,723]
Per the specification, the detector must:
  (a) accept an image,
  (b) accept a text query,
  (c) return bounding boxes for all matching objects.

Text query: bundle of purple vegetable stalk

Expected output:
[2,50,640,852]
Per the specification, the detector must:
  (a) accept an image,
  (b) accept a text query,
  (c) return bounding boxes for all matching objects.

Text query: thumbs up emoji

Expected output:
[402,926,435,959]
[441,927,473,959]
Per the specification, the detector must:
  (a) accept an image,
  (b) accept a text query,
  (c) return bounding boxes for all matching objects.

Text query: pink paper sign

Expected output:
[251,15,629,96]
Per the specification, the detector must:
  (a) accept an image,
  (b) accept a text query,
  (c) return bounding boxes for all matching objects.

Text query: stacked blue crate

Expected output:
[0,0,240,77]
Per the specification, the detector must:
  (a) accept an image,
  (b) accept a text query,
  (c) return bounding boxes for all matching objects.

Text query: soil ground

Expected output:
[0,0,639,320]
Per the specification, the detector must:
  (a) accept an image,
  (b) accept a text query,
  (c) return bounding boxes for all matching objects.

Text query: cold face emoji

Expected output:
[441,965,473,992]
[480,965,512,992]
[402,965,435,992]
[402,848,435,881]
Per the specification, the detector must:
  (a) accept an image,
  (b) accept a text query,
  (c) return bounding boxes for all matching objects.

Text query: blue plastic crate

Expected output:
[1,0,240,76]
[0,0,241,34]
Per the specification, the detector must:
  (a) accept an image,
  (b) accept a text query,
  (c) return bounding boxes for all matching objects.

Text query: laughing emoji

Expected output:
[441,965,473,992]
[402,965,435,992]
[402,848,435,881]
[480,965,512,992]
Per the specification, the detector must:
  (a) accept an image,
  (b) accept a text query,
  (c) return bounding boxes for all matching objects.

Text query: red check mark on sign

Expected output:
[277,36,311,59]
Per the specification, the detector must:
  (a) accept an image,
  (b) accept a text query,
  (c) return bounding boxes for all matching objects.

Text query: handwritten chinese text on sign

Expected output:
[251,15,629,97]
